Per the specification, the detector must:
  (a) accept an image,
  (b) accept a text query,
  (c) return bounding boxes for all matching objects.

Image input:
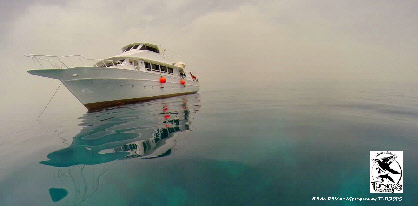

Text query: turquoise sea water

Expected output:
[0,81,417,205]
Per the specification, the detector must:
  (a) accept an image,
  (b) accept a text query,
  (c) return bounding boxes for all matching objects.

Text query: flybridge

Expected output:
[122,43,160,53]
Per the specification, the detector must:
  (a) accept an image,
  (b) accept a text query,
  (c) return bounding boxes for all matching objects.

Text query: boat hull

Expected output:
[28,67,199,110]
[82,91,197,110]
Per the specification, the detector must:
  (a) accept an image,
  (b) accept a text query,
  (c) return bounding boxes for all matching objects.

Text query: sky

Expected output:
[0,0,417,113]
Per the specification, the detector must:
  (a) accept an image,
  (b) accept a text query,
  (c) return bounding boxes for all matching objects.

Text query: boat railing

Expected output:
[24,54,108,69]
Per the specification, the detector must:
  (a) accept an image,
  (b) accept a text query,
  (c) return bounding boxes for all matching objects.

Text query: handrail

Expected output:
[24,54,105,69]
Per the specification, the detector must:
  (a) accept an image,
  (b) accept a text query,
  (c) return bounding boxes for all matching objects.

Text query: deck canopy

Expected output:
[121,42,159,53]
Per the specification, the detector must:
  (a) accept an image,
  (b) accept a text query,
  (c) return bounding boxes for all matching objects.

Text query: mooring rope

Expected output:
[37,83,61,119]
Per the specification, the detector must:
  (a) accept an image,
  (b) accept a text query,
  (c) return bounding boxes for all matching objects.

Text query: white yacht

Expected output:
[27,42,199,110]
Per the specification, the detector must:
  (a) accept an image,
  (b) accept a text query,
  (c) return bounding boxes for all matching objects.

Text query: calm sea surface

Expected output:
[0,81,417,205]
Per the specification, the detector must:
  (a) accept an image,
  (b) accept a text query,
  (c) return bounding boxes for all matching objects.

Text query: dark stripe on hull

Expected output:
[84,91,198,111]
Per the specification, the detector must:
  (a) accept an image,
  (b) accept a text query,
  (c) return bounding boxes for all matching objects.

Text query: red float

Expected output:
[159,77,166,83]
[180,79,186,85]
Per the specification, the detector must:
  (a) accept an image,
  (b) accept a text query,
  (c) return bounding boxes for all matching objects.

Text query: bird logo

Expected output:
[371,152,402,185]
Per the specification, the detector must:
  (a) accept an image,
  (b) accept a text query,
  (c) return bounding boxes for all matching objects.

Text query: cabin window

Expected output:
[151,64,159,72]
[179,70,186,78]
[125,46,133,52]
[167,68,173,74]
[160,66,167,73]
[139,45,160,53]
[134,61,139,70]
[140,45,148,51]
[132,45,139,50]
[144,62,151,71]
[113,59,124,66]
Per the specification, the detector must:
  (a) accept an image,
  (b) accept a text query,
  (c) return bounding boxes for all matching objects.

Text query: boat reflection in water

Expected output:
[40,94,200,203]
